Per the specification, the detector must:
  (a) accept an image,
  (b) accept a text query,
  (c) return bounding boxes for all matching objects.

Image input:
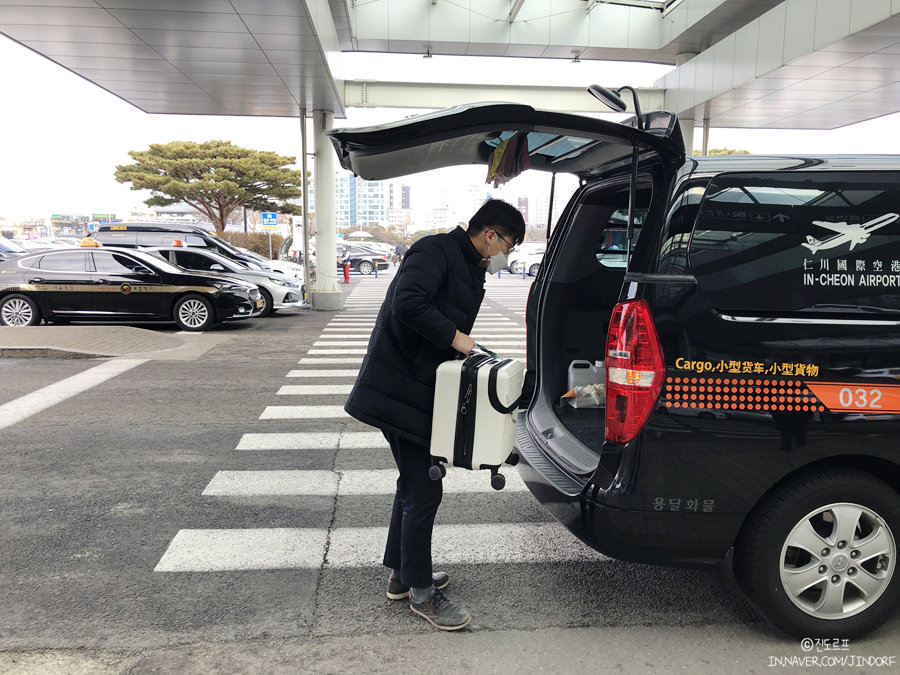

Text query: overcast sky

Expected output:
[3,34,900,221]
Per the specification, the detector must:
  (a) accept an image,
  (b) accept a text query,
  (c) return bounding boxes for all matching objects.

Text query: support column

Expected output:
[299,109,312,299]
[675,52,697,157]
[679,116,695,157]
[701,117,710,156]
[310,110,343,311]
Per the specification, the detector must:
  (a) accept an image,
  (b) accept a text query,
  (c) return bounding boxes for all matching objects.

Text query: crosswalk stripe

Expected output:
[201,468,527,496]
[308,348,369,354]
[328,523,601,566]
[154,523,601,572]
[312,341,369,347]
[285,370,359,377]
[259,405,350,419]
[299,357,363,364]
[236,431,385,450]
[154,529,329,572]
[276,384,354,395]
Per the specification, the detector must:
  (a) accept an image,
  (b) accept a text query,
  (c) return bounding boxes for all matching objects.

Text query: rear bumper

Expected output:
[516,421,737,571]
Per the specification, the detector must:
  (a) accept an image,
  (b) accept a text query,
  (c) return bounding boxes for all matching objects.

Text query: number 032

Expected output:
[838,387,883,409]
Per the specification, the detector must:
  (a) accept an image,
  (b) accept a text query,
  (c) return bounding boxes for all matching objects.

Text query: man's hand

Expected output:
[451,330,476,356]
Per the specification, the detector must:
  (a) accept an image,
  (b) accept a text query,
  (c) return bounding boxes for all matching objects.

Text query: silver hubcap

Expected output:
[360,263,372,274]
[1,298,33,326]
[780,502,895,620]
[178,299,209,329]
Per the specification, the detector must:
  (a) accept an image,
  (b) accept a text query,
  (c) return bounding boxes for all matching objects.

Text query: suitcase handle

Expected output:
[473,343,498,359]
[488,359,521,414]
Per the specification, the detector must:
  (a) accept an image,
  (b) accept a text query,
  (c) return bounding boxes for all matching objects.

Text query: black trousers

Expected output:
[382,430,443,588]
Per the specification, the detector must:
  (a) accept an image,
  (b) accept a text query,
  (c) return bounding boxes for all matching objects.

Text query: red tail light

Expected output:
[605,300,665,443]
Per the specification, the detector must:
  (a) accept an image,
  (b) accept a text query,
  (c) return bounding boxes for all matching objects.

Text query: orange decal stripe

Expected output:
[805,382,900,414]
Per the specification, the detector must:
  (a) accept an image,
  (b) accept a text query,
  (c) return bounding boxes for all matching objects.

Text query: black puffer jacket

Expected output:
[344,226,486,446]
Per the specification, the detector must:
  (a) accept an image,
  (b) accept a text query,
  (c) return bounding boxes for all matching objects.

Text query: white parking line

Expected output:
[0,359,147,431]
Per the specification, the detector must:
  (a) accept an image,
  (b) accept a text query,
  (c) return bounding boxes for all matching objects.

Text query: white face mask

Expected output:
[485,233,508,274]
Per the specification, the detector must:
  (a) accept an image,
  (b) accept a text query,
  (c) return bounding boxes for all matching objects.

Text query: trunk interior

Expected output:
[529,178,653,475]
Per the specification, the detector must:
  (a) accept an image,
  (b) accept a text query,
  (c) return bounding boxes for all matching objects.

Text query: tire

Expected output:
[735,469,900,639]
[0,294,42,327]
[173,294,215,331]
[528,263,541,276]
[357,260,374,275]
[257,288,274,318]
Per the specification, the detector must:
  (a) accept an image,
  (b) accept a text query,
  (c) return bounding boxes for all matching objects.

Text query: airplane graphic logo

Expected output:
[801,213,899,255]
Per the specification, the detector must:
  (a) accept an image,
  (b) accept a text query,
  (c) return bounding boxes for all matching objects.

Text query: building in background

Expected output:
[517,197,529,225]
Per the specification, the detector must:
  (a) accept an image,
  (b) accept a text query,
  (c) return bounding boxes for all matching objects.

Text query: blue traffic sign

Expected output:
[261,211,278,231]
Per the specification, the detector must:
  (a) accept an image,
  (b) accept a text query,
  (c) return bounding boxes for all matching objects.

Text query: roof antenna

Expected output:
[587,84,643,131]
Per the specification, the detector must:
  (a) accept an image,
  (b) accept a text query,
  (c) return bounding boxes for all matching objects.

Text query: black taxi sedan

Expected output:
[0,246,262,331]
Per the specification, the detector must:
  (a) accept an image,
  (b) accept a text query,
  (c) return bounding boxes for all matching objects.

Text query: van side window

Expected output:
[658,182,707,276]
[586,184,650,270]
[135,233,171,247]
[95,232,136,247]
[184,235,208,247]
[689,172,900,314]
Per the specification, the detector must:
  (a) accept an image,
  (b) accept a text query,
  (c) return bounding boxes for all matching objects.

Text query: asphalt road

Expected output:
[1,267,898,675]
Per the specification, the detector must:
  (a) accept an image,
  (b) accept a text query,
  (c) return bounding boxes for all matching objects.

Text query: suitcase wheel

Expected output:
[490,471,506,491]
[506,452,520,467]
[428,464,446,481]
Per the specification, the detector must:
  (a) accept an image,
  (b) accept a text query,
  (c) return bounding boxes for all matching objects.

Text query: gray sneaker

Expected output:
[409,587,470,631]
[386,571,450,600]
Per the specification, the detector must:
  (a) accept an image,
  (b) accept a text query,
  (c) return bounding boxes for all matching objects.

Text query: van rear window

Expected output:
[690,172,900,314]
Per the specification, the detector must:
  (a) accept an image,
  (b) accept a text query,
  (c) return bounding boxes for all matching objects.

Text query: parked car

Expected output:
[10,238,60,251]
[507,242,546,273]
[328,101,900,638]
[89,222,272,272]
[236,247,310,280]
[0,236,27,262]
[0,246,261,330]
[336,245,389,275]
[146,246,304,317]
[36,237,82,248]
[517,250,544,276]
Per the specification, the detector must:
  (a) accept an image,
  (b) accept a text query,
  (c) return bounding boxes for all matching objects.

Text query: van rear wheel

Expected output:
[735,469,900,639]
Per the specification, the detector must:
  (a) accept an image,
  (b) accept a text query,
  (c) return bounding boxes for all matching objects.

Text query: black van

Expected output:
[90,222,271,271]
[328,102,900,639]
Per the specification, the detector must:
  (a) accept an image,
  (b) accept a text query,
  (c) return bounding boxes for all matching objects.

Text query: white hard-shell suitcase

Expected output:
[429,352,525,490]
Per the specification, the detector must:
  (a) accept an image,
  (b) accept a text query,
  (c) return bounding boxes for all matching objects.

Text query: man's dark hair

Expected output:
[468,199,526,245]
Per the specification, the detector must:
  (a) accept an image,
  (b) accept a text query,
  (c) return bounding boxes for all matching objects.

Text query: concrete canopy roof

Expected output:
[0,0,348,118]
[1,1,899,132]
